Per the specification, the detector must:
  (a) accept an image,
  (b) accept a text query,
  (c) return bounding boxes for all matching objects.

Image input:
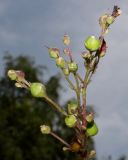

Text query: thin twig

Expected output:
[50,132,70,147]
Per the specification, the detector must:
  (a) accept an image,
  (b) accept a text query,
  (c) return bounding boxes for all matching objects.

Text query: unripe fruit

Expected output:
[68,101,78,114]
[84,36,101,52]
[86,121,98,136]
[68,62,78,72]
[106,16,114,25]
[30,82,46,98]
[70,142,81,152]
[65,115,77,128]
[56,57,65,69]
[48,48,59,59]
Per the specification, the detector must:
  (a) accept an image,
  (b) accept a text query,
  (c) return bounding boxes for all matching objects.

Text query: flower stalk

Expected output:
[44,96,68,116]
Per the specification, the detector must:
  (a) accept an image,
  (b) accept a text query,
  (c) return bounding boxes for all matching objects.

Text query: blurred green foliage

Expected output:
[0,53,95,160]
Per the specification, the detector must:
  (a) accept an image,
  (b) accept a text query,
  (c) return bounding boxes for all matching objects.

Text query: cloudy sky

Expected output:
[0,0,128,159]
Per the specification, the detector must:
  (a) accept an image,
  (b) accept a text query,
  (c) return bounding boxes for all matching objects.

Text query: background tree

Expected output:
[0,53,95,160]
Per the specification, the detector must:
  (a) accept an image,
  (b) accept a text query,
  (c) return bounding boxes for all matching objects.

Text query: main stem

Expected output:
[73,73,81,107]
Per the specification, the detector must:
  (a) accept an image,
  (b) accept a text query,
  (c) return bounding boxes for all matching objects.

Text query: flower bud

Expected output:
[30,82,46,98]
[86,113,93,123]
[63,34,70,46]
[40,125,51,134]
[86,121,98,136]
[56,57,65,69]
[48,48,59,59]
[7,70,17,80]
[68,62,78,73]
[68,101,78,114]
[106,16,115,25]
[65,115,77,128]
[63,68,70,76]
[84,36,101,52]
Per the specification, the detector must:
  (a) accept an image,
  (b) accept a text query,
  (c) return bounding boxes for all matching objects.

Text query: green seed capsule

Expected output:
[30,82,46,98]
[56,57,65,69]
[68,62,78,72]
[65,115,77,128]
[86,121,98,136]
[84,36,101,52]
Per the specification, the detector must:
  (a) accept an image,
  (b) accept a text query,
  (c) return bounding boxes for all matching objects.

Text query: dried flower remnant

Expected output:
[8,70,30,88]
[63,34,70,46]
[48,47,60,59]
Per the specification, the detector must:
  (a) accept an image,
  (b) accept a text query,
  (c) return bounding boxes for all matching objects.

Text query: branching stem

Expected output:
[45,96,68,116]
